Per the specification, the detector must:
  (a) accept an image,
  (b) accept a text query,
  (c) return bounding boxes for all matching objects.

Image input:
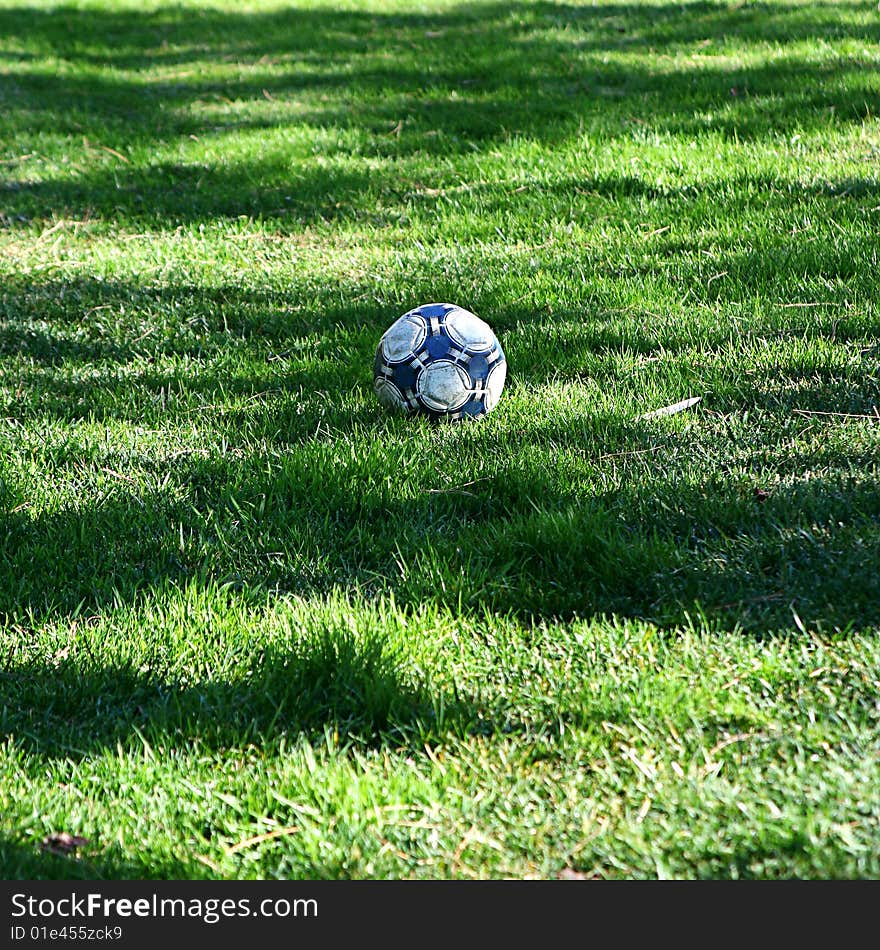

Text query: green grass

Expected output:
[1,0,879,879]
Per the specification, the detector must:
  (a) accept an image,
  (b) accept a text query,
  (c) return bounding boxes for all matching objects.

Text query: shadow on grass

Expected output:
[0,834,196,880]
[2,433,879,634]
[0,623,471,759]
[0,1,878,225]
[473,473,880,630]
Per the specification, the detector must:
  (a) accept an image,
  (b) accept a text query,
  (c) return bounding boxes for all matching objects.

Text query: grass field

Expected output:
[1,0,879,879]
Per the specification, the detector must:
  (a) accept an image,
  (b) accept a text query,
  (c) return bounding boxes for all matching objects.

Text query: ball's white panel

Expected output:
[484,360,507,411]
[444,308,495,352]
[374,378,412,413]
[417,360,471,411]
[381,314,427,363]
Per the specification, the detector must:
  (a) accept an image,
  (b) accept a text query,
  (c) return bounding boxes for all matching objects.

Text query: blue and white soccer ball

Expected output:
[373,303,507,421]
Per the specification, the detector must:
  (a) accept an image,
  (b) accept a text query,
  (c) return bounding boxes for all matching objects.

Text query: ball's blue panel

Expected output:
[461,399,486,418]
[467,354,490,380]
[391,361,419,393]
[426,332,452,359]
[416,303,453,319]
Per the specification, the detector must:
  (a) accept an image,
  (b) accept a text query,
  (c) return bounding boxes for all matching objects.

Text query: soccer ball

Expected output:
[373,302,507,421]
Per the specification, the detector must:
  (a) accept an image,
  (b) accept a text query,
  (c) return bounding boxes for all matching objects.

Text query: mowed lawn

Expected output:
[1,0,879,879]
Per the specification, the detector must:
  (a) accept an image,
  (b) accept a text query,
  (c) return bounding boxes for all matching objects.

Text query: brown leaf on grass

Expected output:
[40,832,89,856]
[557,867,594,880]
[753,487,770,502]
[225,825,300,855]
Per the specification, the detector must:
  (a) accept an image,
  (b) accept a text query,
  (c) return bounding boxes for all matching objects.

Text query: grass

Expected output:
[0,0,878,879]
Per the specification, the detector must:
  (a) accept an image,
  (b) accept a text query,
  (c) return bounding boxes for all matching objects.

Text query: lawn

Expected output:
[1,0,879,879]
